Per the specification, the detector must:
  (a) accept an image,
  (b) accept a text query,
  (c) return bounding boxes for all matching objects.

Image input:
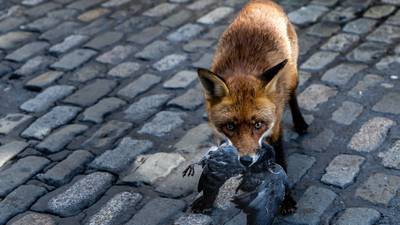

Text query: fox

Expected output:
[195,0,309,215]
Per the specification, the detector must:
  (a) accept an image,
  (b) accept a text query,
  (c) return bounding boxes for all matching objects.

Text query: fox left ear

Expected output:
[259,59,288,90]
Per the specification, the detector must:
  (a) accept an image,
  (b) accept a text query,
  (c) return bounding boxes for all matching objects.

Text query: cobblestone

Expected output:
[364,5,395,18]
[108,62,140,78]
[323,6,359,23]
[161,10,192,28]
[302,128,334,152]
[5,41,49,62]
[38,150,94,186]
[288,5,329,25]
[0,156,50,197]
[367,24,400,44]
[25,71,64,91]
[174,214,213,225]
[49,35,89,54]
[20,85,75,113]
[373,92,400,115]
[307,22,340,37]
[347,42,388,63]
[343,18,377,34]
[82,97,126,123]
[348,74,384,98]
[197,7,234,24]
[175,123,212,154]
[85,32,123,50]
[143,3,177,17]
[135,40,173,60]
[331,101,363,125]
[349,117,395,152]
[298,84,338,111]
[124,94,171,124]
[69,62,106,82]
[51,49,97,71]
[321,63,366,86]
[378,140,400,169]
[14,56,54,77]
[321,33,360,52]
[168,87,203,110]
[21,106,81,140]
[139,111,186,137]
[45,172,114,216]
[164,70,197,89]
[153,54,187,71]
[90,137,153,173]
[167,23,205,42]
[117,74,161,99]
[0,31,33,50]
[78,8,110,22]
[82,120,132,149]
[356,173,400,205]
[21,17,60,32]
[301,51,339,71]
[287,153,316,187]
[9,212,57,225]
[334,208,381,225]
[36,124,88,153]
[0,114,32,135]
[40,22,80,42]
[0,141,29,168]
[96,45,136,64]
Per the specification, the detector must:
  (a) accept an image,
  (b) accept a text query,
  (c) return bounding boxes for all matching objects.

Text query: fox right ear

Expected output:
[197,68,229,100]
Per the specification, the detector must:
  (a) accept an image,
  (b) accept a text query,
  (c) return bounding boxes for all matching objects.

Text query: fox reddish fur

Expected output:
[196,0,308,214]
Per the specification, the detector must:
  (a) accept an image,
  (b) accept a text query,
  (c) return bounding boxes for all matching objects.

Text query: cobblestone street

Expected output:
[0,0,400,224]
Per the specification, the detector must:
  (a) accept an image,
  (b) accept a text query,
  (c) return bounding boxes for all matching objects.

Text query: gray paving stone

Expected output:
[9,212,57,225]
[124,94,171,124]
[47,172,115,216]
[64,79,117,107]
[0,141,29,168]
[143,3,177,17]
[298,71,312,87]
[334,208,381,225]
[301,51,339,71]
[76,18,114,36]
[343,18,377,34]
[321,33,359,52]
[82,97,126,123]
[375,55,400,75]
[20,85,75,113]
[21,17,60,32]
[128,25,168,45]
[364,5,395,18]
[174,214,213,225]
[175,123,212,154]
[85,32,123,50]
[69,62,106,83]
[5,41,49,62]
[38,150,94,187]
[323,6,359,23]
[168,87,203,110]
[96,45,136,65]
[284,186,337,225]
[298,84,338,111]
[114,16,152,32]
[25,71,64,91]
[332,101,363,125]
[298,34,322,56]
[51,49,97,71]
[0,17,27,33]
[36,124,88,153]
[14,55,54,77]
[187,0,214,10]
[22,0,45,6]
[123,152,185,184]
[138,111,186,137]
[102,0,131,7]
[78,8,110,22]
[0,114,32,135]
[382,0,400,5]
[90,137,152,173]
[307,22,340,37]
[321,154,365,188]
[349,117,395,152]
[135,40,173,60]
[183,39,214,53]
[378,140,400,170]
[321,63,366,86]
[193,52,213,68]
[164,70,197,89]
[367,24,400,44]
[21,106,81,140]
[161,9,192,28]
[287,153,316,187]
[302,128,335,152]
[288,5,329,25]
[117,74,161,99]
[347,42,388,63]
[0,185,47,225]
[348,74,384,98]
[47,8,78,20]
[25,2,61,17]
[85,192,142,225]
[67,0,105,10]
[0,32,33,49]
[108,62,140,78]
[386,10,400,26]
[153,54,187,71]
[167,23,205,42]
[49,35,89,54]
[356,173,400,205]
[373,92,400,115]
[82,120,132,149]
[39,22,80,41]
[197,7,234,24]
[0,156,50,197]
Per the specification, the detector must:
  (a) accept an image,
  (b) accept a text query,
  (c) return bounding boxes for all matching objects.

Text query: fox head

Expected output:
[197,59,288,167]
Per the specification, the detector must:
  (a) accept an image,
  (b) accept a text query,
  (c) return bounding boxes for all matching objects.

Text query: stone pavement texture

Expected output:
[0,0,399,224]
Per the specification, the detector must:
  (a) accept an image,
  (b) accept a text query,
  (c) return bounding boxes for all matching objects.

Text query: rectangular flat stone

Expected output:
[187,0,214,10]
[174,123,212,154]
[128,25,168,45]
[39,22,80,41]
[7,212,56,225]
[367,24,400,44]
[14,56,54,77]
[167,23,204,42]
[0,141,29,168]
[76,18,114,36]
[332,101,363,125]
[49,35,89,54]
[46,172,114,216]
[163,70,197,89]
[143,3,177,17]
[20,85,75,113]
[335,208,381,225]
[378,140,400,170]
[0,31,33,50]
[0,113,32,135]
[82,120,132,149]
[78,8,110,22]
[25,71,64,91]
[321,154,365,188]
[21,17,60,32]
[85,31,123,50]
[0,185,47,225]
[96,45,135,64]
[373,92,400,115]
[284,186,337,225]
[298,84,338,111]
[288,5,329,25]
[117,74,161,99]
[82,97,126,123]
[135,40,172,60]
[0,17,27,33]
[51,49,97,71]
[153,54,187,71]
[160,10,192,28]
[174,214,213,225]
[321,63,367,86]
[69,62,106,83]
[36,124,88,153]
[348,117,395,152]
[63,79,117,107]
[5,41,49,62]
[21,106,81,140]
[108,62,140,78]
[287,153,316,187]
[347,42,387,63]
[168,87,203,110]
[356,173,400,205]
[90,137,153,173]
[38,150,94,186]
[0,156,50,197]
[139,111,186,137]
[124,94,171,124]
[197,7,234,24]
[301,51,339,71]
[321,33,360,52]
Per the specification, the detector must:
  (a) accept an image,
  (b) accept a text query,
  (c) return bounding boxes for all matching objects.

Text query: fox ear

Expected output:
[259,59,288,89]
[197,68,229,100]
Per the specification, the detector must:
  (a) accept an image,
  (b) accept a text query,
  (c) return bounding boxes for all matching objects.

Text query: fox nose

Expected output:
[239,156,253,167]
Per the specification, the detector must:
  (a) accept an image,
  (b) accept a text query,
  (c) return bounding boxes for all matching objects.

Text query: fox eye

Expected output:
[254,121,263,130]
[226,122,235,131]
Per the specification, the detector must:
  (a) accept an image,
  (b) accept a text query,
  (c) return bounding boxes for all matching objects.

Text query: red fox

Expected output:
[196,0,308,214]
